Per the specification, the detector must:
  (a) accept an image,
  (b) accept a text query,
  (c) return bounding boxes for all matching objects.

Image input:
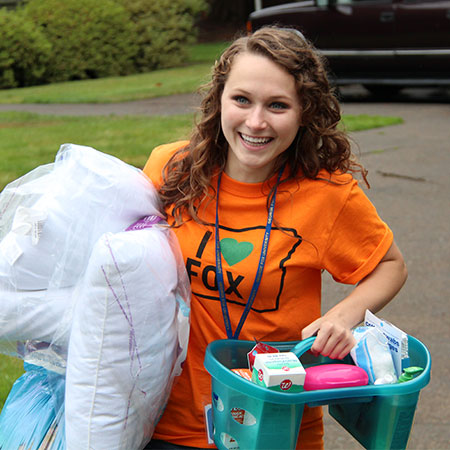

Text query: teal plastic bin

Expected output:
[204,335,431,450]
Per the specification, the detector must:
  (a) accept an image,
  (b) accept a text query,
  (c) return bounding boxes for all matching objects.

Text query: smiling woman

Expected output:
[221,53,302,182]
[141,26,407,450]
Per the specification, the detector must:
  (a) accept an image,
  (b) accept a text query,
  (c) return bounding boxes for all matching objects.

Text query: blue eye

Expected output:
[233,96,249,104]
[270,102,288,110]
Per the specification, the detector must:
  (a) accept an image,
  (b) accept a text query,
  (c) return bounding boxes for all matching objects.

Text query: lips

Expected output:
[239,133,273,146]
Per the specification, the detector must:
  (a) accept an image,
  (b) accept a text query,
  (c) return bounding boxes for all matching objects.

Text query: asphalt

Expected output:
[1,87,448,449]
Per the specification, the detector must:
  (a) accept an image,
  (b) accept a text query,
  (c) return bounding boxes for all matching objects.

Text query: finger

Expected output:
[319,325,347,357]
[327,334,356,360]
[301,318,322,340]
[328,340,352,360]
[310,322,334,355]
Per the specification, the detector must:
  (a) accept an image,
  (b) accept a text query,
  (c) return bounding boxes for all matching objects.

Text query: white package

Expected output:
[0,143,162,290]
[65,221,190,450]
[350,326,397,385]
[364,309,409,376]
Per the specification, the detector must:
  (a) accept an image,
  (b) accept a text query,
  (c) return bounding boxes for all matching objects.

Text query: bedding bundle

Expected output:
[0,144,190,450]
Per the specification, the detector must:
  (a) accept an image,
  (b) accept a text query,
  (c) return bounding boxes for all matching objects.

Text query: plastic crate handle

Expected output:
[290,336,316,359]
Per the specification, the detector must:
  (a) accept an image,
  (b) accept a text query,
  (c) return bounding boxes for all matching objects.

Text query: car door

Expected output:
[311,0,398,78]
[393,0,450,78]
[312,0,397,50]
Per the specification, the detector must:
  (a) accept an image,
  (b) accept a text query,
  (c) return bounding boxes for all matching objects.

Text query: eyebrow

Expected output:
[230,88,294,103]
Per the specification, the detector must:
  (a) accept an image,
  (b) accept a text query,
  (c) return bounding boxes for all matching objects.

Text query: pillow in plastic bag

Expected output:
[0,284,72,344]
[0,143,162,290]
[65,219,190,450]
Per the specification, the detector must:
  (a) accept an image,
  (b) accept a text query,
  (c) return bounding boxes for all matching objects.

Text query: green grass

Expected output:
[0,111,193,189]
[0,42,229,104]
[0,65,213,104]
[342,114,403,131]
[0,355,24,410]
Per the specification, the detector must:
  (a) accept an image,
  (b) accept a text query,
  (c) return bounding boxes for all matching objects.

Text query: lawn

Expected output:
[0,42,229,104]
[0,111,193,189]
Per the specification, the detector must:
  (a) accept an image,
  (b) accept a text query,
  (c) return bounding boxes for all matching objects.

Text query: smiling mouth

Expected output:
[239,133,273,146]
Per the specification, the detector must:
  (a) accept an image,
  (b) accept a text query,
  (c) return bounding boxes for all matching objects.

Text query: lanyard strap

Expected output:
[215,168,284,339]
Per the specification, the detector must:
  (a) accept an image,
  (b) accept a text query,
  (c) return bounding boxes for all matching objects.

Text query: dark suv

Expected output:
[248,0,450,95]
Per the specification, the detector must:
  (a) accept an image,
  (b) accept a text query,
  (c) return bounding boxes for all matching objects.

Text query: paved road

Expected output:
[322,97,450,450]
[1,87,449,449]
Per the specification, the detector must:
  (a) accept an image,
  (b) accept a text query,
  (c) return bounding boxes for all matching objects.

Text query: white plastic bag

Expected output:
[0,143,162,291]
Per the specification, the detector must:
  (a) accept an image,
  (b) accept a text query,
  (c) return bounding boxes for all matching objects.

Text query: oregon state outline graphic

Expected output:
[186,224,303,313]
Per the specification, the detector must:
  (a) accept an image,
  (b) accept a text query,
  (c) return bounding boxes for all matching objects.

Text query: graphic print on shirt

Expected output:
[186,225,303,313]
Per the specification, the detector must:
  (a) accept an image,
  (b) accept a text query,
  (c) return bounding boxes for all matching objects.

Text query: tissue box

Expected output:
[251,352,306,393]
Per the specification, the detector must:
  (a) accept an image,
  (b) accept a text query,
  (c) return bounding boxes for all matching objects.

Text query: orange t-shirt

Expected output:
[143,142,393,449]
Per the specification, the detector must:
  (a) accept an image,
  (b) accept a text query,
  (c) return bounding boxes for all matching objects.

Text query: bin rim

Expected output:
[203,335,431,406]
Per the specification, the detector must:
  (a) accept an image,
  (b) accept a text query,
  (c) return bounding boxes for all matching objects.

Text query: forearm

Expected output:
[302,240,407,358]
[325,240,408,329]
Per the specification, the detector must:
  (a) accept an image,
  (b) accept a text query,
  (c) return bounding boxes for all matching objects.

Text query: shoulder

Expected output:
[290,169,377,218]
[296,169,357,199]
[143,140,189,187]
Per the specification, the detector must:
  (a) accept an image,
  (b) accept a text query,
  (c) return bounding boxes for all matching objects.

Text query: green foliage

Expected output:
[0,0,209,87]
[0,9,51,88]
[23,0,138,83]
[118,0,209,71]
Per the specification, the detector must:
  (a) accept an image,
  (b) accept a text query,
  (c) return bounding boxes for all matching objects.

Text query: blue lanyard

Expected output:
[215,168,284,339]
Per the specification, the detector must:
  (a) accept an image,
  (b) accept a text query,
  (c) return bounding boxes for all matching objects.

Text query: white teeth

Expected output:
[240,134,272,145]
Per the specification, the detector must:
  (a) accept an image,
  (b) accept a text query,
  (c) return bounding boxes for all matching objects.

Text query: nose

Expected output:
[245,106,267,131]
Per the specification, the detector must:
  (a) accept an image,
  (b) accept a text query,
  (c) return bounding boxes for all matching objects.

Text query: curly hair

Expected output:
[158,26,367,226]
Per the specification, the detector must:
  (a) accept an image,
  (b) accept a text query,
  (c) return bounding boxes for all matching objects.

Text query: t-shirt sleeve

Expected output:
[322,181,393,285]
[143,140,189,189]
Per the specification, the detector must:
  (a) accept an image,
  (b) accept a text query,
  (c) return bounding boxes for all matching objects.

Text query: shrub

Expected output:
[117,0,209,71]
[0,9,51,88]
[23,0,139,83]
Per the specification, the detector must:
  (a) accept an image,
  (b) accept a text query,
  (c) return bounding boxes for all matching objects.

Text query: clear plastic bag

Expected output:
[0,144,191,449]
[0,143,162,291]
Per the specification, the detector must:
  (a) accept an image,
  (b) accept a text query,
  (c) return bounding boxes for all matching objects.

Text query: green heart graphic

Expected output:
[220,238,254,266]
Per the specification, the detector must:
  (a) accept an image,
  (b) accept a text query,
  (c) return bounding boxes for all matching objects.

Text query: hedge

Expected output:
[22,0,139,83]
[0,0,208,88]
[117,0,208,72]
[0,9,51,88]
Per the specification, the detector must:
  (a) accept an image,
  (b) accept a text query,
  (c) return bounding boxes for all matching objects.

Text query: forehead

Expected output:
[225,52,297,96]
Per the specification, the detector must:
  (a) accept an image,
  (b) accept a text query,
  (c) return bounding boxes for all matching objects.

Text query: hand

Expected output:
[301,315,356,360]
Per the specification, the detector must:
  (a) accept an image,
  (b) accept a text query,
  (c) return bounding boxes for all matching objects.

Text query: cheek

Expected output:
[279,118,301,142]
[221,104,242,133]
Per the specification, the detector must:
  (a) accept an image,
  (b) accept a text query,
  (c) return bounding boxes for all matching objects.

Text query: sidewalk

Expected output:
[0,93,201,117]
[322,101,450,449]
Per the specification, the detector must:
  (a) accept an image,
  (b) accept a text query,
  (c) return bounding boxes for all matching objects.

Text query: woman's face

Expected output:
[220,52,302,183]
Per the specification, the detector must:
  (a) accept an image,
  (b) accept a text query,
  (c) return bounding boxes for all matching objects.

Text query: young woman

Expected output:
[143,26,407,450]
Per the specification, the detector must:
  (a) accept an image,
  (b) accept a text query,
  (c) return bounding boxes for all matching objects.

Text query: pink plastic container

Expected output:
[304,364,368,391]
